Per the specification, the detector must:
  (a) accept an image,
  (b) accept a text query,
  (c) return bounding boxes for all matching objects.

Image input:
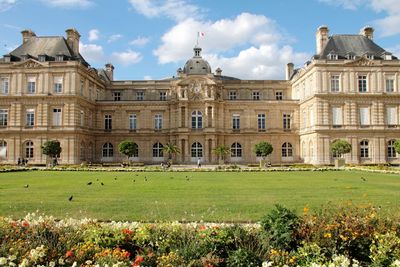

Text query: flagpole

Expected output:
[196,32,199,46]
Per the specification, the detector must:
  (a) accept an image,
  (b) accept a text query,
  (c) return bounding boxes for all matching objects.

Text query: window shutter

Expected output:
[360,107,370,125]
[332,107,342,125]
[387,107,397,125]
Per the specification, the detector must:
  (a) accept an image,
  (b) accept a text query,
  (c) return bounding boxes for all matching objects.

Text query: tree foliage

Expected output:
[41,140,62,158]
[394,140,400,155]
[118,140,138,159]
[213,145,230,161]
[163,143,180,160]
[330,139,352,158]
[253,141,273,159]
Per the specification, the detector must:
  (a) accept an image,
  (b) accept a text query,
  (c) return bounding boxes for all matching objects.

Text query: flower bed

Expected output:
[1,206,399,266]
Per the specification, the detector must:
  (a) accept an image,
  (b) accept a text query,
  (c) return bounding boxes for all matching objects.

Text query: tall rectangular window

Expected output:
[154,114,162,130]
[53,76,63,93]
[80,110,84,127]
[386,78,395,92]
[129,114,137,130]
[113,91,121,101]
[27,77,36,94]
[26,109,35,126]
[332,107,343,127]
[359,107,370,126]
[275,91,283,100]
[1,78,9,94]
[104,114,112,131]
[52,108,62,126]
[232,114,240,130]
[387,107,398,127]
[80,80,84,96]
[358,75,367,92]
[136,91,144,101]
[331,75,340,92]
[283,114,291,129]
[0,109,8,126]
[229,91,237,100]
[159,91,167,101]
[252,91,260,100]
[258,114,266,131]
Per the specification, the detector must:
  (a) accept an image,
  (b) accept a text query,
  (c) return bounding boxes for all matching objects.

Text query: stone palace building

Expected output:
[0,26,399,165]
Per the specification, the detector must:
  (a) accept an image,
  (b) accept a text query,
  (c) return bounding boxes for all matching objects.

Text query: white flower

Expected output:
[391,260,400,267]
[262,262,273,267]
[71,262,77,267]
[58,258,65,265]
[49,261,56,267]
[0,257,7,265]
[18,259,29,267]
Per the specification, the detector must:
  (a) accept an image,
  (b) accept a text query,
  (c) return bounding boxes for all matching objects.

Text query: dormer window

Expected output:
[3,55,11,63]
[38,55,47,62]
[327,53,338,60]
[382,52,393,60]
[21,54,30,61]
[346,53,355,60]
[56,55,64,62]
[366,54,374,60]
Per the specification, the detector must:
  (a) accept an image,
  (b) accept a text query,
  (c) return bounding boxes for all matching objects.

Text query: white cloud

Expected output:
[40,0,94,9]
[128,0,201,21]
[111,49,142,66]
[79,42,104,63]
[318,0,365,10]
[152,12,308,79]
[88,29,100,42]
[130,36,150,46]
[369,0,400,36]
[206,45,309,80]
[107,34,123,43]
[0,0,17,12]
[143,75,152,80]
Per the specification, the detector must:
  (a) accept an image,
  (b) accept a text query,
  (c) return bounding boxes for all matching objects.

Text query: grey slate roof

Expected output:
[316,35,396,59]
[4,36,89,65]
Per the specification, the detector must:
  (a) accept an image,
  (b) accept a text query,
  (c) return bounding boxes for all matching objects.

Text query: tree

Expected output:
[41,140,62,166]
[213,145,230,164]
[394,140,400,155]
[330,139,352,158]
[118,140,138,161]
[254,141,273,160]
[163,143,180,163]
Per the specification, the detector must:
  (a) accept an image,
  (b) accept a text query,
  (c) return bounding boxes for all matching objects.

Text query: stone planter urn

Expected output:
[335,158,345,168]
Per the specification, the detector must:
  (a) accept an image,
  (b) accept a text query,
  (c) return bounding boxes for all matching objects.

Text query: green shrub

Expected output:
[260,204,300,251]
[226,248,262,267]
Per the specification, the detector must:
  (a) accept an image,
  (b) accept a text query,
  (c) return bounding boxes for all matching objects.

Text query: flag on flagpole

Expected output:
[198,32,205,37]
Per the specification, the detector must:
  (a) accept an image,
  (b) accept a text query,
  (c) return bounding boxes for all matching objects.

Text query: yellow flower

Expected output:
[324,233,332,238]
[303,207,309,214]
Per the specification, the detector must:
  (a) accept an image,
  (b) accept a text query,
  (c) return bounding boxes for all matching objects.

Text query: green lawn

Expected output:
[0,170,399,222]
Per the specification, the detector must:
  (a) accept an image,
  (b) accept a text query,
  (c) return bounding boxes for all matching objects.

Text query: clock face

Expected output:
[194,83,201,93]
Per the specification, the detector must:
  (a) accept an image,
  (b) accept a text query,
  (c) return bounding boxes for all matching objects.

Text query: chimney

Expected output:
[65,28,80,55]
[105,63,114,81]
[316,25,329,55]
[360,26,374,40]
[21,29,36,44]
[215,67,222,76]
[286,63,294,80]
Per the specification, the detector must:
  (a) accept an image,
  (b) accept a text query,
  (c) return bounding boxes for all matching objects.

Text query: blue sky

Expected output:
[1,0,400,80]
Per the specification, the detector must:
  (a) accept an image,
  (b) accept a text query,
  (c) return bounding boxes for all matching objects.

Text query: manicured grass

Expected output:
[0,170,399,222]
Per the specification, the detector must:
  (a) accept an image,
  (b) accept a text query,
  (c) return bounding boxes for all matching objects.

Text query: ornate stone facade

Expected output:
[0,26,399,165]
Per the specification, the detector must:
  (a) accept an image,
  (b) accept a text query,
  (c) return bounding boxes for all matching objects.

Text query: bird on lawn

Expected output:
[68,195,73,201]
[133,179,136,183]
[24,184,29,188]
[361,177,367,182]
[144,176,147,181]
[87,182,92,185]
[114,177,117,180]
[96,178,99,181]
[101,182,104,186]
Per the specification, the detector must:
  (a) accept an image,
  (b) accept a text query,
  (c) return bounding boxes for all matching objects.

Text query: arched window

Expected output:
[191,142,203,158]
[131,143,139,158]
[25,141,34,159]
[191,111,203,129]
[102,143,113,158]
[282,142,293,158]
[387,140,397,158]
[360,140,369,158]
[231,142,242,157]
[153,142,164,157]
[0,140,7,158]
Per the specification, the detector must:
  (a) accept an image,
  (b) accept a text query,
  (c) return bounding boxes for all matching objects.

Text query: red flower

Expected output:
[199,225,206,231]
[65,250,74,258]
[122,228,133,235]
[133,255,144,266]
[21,220,30,227]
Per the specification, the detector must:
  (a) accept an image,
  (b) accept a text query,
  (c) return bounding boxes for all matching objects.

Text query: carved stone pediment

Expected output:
[11,59,46,69]
[345,57,375,67]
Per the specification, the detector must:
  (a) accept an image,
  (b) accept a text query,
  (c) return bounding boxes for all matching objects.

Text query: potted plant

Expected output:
[330,139,352,167]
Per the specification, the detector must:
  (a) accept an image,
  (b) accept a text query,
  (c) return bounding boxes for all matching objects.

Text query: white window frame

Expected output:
[330,75,340,92]
[1,78,9,95]
[275,91,283,100]
[332,107,343,127]
[0,109,8,126]
[229,91,237,100]
[360,140,369,158]
[27,77,36,94]
[26,109,35,127]
[283,113,291,129]
[252,91,260,100]
[159,91,167,101]
[129,114,137,130]
[113,91,121,101]
[136,91,144,101]
[359,107,370,126]
[386,107,398,127]
[386,78,395,93]
[387,140,397,158]
[232,114,240,130]
[52,108,62,127]
[53,76,63,93]
[154,114,162,130]
[231,142,242,158]
[258,113,266,131]
[104,114,112,131]
[358,75,368,93]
